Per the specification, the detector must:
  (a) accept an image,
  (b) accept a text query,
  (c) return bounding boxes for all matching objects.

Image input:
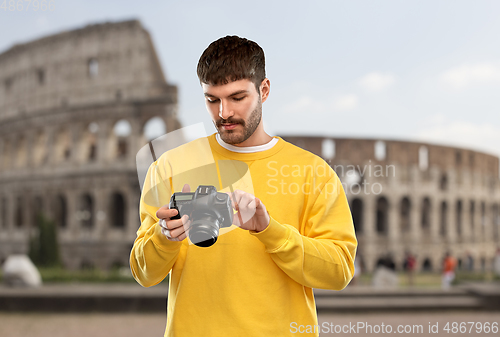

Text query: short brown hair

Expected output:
[197,36,266,93]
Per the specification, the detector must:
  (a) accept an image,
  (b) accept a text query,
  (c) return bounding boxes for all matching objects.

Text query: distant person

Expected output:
[442,252,457,290]
[404,251,417,287]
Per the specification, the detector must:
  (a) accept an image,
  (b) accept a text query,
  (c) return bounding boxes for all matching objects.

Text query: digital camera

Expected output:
[169,185,233,247]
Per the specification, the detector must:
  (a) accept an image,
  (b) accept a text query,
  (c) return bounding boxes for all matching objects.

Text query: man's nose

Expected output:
[219,100,234,119]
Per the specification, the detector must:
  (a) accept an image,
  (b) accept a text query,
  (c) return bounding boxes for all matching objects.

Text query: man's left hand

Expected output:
[226,190,270,232]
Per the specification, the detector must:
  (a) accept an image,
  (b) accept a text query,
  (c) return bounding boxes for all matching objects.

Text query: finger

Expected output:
[159,216,188,230]
[156,207,179,220]
[182,184,191,193]
[163,223,189,239]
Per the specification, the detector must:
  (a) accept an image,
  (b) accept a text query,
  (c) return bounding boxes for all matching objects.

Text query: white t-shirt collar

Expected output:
[215,133,278,153]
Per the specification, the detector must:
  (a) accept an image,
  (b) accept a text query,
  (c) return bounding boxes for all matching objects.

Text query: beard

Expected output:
[214,97,262,145]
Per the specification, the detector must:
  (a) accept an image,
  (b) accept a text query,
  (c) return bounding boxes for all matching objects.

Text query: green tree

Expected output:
[29,214,61,267]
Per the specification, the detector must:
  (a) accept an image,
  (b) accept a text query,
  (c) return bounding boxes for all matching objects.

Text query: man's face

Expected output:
[202,79,263,145]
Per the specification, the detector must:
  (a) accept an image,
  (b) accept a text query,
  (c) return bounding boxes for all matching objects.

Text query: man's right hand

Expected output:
[156,184,191,242]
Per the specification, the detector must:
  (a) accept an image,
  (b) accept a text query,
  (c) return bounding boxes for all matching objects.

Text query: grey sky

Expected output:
[1,0,499,157]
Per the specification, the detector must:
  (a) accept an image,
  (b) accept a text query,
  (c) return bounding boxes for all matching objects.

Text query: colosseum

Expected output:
[1,19,499,274]
[0,20,181,270]
[281,136,500,273]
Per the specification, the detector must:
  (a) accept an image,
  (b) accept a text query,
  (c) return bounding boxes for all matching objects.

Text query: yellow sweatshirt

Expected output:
[130,133,357,337]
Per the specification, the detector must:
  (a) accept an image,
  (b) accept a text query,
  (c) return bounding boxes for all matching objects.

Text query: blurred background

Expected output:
[0,1,499,336]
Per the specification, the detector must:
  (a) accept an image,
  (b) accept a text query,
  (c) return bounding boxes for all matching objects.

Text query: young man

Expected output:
[130,36,357,337]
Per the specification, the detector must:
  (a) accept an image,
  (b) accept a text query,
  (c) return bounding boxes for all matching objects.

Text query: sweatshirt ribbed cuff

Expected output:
[151,222,183,251]
[250,216,290,252]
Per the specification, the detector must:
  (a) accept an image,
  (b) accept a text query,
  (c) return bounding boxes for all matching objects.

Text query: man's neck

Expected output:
[231,132,273,147]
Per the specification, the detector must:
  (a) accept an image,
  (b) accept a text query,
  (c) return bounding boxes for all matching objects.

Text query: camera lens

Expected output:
[189,215,220,247]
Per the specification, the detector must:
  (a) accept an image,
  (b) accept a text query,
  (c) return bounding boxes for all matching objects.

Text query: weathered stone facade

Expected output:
[281,136,500,273]
[0,20,181,270]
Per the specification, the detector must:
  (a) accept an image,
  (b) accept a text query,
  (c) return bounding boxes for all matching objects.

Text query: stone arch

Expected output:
[1,196,7,228]
[2,138,12,170]
[111,119,132,160]
[32,196,43,227]
[422,258,433,272]
[81,122,99,162]
[480,201,486,239]
[421,197,431,231]
[54,127,71,163]
[351,198,363,233]
[80,259,95,270]
[78,193,94,228]
[321,138,335,160]
[492,203,499,241]
[400,196,411,233]
[52,194,67,228]
[376,197,389,235]
[15,196,23,228]
[456,200,463,237]
[33,129,48,167]
[16,135,28,168]
[439,201,448,237]
[109,191,126,229]
[143,116,166,142]
[419,146,428,170]
[110,259,125,270]
[374,140,386,161]
[469,200,475,242]
[439,173,448,191]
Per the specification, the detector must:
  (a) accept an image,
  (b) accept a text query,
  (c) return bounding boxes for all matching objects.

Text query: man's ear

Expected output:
[260,78,271,103]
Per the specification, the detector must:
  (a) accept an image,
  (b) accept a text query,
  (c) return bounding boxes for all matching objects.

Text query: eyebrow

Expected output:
[204,90,249,98]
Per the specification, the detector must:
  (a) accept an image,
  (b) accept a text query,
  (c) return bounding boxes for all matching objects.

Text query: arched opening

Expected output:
[88,58,99,78]
[321,139,335,160]
[439,173,448,191]
[53,195,67,228]
[492,203,499,241]
[400,197,411,233]
[143,117,166,142]
[470,200,475,242]
[80,260,95,270]
[15,196,23,228]
[456,200,463,237]
[110,192,126,229]
[376,197,389,235]
[422,258,433,272]
[83,122,99,162]
[351,198,363,233]
[421,197,431,231]
[78,194,94,229]
[112,119,132,160]
[419,146,428,171]
[54,128,71,163]
[1,197,7,228]
[481,201,486,240]
[32,196,43,228]
[16,135,27,168]
[440,201,448,237]
[33,130,47,167]
[374,140,386,161]
[2,139,11,170]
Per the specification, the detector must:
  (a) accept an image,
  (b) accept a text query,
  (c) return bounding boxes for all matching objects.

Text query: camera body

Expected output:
[169,185,233,247]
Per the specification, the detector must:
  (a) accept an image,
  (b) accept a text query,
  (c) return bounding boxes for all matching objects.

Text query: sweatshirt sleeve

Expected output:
[250,172,357,290]
[129,159,182,287]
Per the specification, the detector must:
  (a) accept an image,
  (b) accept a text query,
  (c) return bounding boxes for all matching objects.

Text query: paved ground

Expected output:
[1,311,499,337]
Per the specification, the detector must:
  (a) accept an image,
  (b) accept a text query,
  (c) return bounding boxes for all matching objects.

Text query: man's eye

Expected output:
[207,99,219,104]
[233,96,245,101]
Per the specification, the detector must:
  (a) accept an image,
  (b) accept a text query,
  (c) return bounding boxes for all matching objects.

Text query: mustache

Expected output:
[216,117,245,127]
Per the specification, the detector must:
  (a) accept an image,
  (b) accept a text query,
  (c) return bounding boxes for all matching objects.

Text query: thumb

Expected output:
[182,184,191,193]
